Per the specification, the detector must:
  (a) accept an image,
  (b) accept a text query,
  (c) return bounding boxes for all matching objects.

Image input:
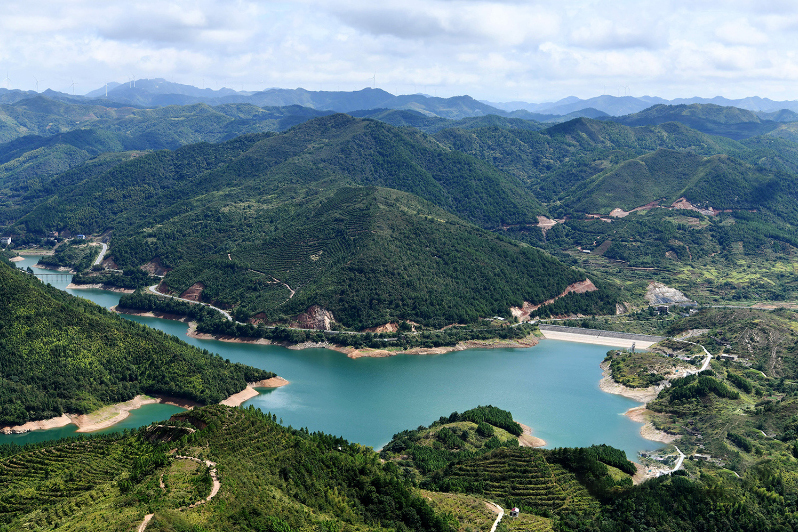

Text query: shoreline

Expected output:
[68,283,135,293]
[624,405,679,444]
[115,305,543,356]
[326,335,541,358]
[9,249,55,256]
[517,422,546,447]
[1,378,290,435]
[220,377,290,407]
[598,362,664,403]
[597,362,680,446]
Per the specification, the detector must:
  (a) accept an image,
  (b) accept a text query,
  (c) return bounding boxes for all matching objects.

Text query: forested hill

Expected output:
[0,262,274,426]
[3,114,612,328]
[12,113,543,233]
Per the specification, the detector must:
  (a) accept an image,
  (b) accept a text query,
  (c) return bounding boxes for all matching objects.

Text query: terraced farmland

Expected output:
[429,447,601,515]
[0,435,150,531]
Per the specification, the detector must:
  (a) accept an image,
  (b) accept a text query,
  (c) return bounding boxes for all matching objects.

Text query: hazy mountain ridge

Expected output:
[485,94,798,116]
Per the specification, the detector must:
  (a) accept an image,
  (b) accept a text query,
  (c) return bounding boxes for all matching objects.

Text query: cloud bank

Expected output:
[1,0,796,102]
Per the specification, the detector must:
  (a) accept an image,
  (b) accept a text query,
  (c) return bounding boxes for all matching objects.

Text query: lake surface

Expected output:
[4,256,661,460]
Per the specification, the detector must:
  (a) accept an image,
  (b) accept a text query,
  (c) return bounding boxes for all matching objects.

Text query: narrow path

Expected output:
[271,276,295,299]
[672,338,712,373]
[137,455,221,531]
[137,514,154,532]
[486,501,504,532]
[174,455,221,506]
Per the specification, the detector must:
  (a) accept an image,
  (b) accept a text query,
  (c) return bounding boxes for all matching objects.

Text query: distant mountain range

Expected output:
[3,79,795,121]
[484,95,798,118]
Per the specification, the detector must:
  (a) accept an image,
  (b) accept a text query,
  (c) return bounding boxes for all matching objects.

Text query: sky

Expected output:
[1,0,797,103]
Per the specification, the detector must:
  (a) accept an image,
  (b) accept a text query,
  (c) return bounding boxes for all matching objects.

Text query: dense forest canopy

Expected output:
[0,262,274,425]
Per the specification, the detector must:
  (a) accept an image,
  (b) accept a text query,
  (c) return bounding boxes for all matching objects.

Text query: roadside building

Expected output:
[0,236,10,246]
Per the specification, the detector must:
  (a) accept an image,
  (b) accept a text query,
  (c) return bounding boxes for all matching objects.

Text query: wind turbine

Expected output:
[3,71,10,89]
[70,79,77,95]
[33,76,44,92]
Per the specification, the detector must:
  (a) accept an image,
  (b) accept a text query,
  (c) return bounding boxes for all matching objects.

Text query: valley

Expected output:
[5,88,798,530]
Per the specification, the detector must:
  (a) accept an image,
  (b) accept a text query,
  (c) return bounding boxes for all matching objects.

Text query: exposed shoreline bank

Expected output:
[1,378,290,435]
[332,335,541,358]
[1,395,195,435]
[114,306,543,356]
[517,422,546,447]
[597,362,679,447]
[68,283,135,293]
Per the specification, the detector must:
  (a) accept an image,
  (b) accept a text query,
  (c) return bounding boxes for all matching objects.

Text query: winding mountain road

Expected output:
[147,284,238,323]
[92,242,108,266]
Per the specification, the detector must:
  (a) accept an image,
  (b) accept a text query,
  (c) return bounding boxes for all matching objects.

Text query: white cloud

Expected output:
[715,19,769,45]
[0,0,797,101]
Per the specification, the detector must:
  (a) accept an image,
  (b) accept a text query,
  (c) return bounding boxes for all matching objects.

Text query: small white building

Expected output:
[76,234,86,240]
[0,236,10,246]
[509,507,520,518]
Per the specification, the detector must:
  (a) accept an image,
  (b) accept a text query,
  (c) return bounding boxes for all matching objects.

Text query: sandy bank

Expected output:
[335,335,540,359]
[541,330,658,349]
[517,422,546,447]
[597,362,680,446]
[220,377,290,407]
[598,362,664,403]
[1,414,73,434]
[112,306,193,323]
[9,256,25,262]
[12,250,55,256]
[71,395,162,432]
[185,325,541,357]
[624,406,679,444]
[252,376,290,388]
[68,283,134,293]
[220,388,260,407]
[2,379,288,434]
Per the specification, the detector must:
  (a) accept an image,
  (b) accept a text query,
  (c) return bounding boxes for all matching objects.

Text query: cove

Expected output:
[4,256,662,460]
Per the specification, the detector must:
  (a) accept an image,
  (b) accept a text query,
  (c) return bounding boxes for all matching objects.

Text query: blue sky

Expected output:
[1,0,797,102]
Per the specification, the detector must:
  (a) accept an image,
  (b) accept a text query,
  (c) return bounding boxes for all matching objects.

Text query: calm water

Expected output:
[4,256,661,459]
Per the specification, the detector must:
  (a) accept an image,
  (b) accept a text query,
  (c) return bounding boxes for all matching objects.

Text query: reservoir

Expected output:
[4,256,661,460]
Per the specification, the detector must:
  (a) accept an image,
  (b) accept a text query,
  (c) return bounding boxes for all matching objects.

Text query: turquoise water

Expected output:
[4,256,661,460]
[0,403,185,445]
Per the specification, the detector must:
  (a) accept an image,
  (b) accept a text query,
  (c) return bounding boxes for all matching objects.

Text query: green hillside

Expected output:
[11,114,542,234]
[0,405,453,532]
[434,118,746,202]
[0,262,274,426]
[119,186,600,328]
[567,149,780,214]
[3,115,613,329]
[7,400,798,531]
[607,103,781,140]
